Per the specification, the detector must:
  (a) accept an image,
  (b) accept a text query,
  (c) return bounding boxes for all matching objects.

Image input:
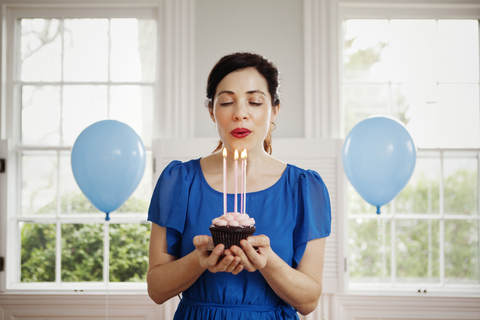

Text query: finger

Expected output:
[241,240,266,270]
[247,235,270,247]
[223,248,234,256]
[214,254,235,271]
[240,239,257,256]
[232,242,256,272]
[238,241,255,266]
[206,237,215,251]
[225,256,241,273]
[205,244,225,267]
[193,235,210,251]
[230,244,248,260]
[232,263,244,275]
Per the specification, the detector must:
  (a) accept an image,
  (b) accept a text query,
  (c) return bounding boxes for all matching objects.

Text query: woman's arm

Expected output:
[232,236,326,315]
[147,222,243,304]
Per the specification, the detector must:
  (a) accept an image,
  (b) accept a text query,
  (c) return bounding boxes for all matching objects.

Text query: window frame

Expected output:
[1,5,159,293]
[339,4,480,295]
[347,148,480,294]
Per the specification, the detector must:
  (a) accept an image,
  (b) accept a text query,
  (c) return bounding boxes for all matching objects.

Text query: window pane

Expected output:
[22,85,61,146]
[20,19,61,82]
[349,218,391,282]
[63,19,108,82]
[117,152,152,213]
[110,19,157,82]
[348,182,392,215]
[62,85,108,146]
[402,82,439,148]
[343,20,389,82]
[396,220,440,283]
[390,20,436,83]
[445,220,479,283]
[109,223,149,282]
[344,83,412,136]
[110,86,153,148]
[61,223,103,282]
[59,152,100,214]
[344,84,390,134]
[21,223,56,282]
[438,20,479,84]
[395,158,441,215]
[390,84,410,123]
[21,153,57,215]
[444,157,478,215]
[438,84,480,148]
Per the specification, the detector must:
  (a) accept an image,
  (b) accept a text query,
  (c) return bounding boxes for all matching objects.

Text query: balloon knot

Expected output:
[376,207,381,214]
[105,212,110,221]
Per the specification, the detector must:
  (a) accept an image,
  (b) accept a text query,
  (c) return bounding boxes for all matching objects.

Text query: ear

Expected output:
[271,104,280,122]
[209,105,216,123]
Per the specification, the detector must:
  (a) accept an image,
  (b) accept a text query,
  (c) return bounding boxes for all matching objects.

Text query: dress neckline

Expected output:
[194,158,290,196]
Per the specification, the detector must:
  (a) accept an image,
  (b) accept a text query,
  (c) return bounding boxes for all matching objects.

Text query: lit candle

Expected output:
[240,150,246,215]
[223,147,227,216]
[234,149,238,218]
[243,149,247,214]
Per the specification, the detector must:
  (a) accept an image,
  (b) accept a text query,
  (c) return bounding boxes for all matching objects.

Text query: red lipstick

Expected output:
[230,127,252,138]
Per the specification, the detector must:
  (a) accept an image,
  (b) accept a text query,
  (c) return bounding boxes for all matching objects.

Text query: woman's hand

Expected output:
[227,235,272,272]
[193,235,244,275]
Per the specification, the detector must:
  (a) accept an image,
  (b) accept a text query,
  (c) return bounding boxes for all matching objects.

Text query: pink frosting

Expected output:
[212,212,255,227]
[240,218,255,226]
[212,218,227,226]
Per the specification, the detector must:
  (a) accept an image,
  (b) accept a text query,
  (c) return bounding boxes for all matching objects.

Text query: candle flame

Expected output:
[223,147,227,158]
[243,149,247,159]
[241,150,246,159]
[234,149,238,160]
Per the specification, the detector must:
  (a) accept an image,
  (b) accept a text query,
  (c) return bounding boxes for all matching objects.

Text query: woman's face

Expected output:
[210,67,279,155]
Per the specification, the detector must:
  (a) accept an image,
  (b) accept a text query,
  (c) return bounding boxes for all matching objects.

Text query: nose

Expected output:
[233,102,248,121]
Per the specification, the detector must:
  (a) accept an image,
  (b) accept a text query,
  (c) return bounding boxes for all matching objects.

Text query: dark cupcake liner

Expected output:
[209,225,256,250]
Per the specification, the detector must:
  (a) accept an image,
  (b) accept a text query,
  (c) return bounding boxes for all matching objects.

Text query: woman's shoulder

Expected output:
[157,158,201,185]
[284,163,326,187]
[162,158,200,173]
[285,163,319,178]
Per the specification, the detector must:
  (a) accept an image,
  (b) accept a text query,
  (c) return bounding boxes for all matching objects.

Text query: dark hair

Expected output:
[206,52,281,154]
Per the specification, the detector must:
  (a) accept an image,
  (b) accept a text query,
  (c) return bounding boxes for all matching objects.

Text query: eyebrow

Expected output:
[216,90,266,97]
[217,90,234,97]
[247,90,266,96]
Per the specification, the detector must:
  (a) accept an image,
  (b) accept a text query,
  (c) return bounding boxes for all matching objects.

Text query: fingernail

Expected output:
[248,237,255,244]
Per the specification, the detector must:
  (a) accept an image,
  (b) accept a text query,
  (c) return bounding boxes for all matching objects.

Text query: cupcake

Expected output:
[209,212,256,249]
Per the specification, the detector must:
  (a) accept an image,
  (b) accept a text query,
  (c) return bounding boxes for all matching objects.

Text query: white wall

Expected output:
[194,0,305,139]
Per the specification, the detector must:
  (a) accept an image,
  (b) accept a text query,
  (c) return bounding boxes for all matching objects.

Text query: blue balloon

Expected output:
[71,120,146,220]
[343,116,416,214]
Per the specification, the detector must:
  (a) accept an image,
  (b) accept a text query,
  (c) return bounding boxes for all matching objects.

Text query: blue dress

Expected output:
[148,159,331,320]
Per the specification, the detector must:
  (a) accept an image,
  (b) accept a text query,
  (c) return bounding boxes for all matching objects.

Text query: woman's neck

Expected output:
[223,145,270,173]
[200,146,286,193]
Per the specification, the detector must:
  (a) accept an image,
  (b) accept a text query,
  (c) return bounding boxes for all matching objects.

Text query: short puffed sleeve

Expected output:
[293,170,331,266]
[148,160,190,257]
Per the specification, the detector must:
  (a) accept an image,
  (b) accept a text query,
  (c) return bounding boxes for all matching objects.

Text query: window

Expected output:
[5,8,157,290]
[343,19,479,292]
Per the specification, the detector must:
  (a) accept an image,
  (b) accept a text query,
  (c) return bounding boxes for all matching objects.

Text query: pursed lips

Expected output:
[230,128,252,138]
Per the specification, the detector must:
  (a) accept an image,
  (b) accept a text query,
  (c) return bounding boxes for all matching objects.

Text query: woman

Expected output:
[147,52,331,319]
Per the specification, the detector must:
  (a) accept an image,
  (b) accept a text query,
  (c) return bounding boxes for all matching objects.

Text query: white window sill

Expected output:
[2,281,148,295]
[347,283,480,298]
